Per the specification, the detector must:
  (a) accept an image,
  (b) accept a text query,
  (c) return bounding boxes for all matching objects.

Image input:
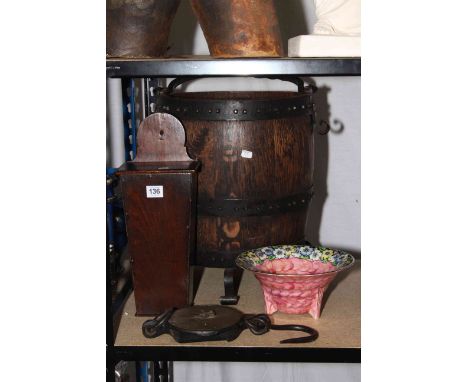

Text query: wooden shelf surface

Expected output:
[115,261,360,350]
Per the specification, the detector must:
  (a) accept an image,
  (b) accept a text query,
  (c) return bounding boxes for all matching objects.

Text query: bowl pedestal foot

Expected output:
[308,286,327,319]
[263,290,278,314]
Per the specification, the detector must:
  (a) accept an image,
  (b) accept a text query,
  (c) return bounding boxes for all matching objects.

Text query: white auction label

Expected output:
[146,185,163,198]
[241,150,253,159]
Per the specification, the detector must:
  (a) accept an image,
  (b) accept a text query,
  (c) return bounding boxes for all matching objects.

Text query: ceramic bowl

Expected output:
[235,245,354,319]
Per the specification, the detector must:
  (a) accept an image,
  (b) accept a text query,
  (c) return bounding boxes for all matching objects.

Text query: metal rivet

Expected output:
[293,106,297,110]
[208,109,212,113]
[233,109,238,114]
[195,109,199,113]
[301,199,305,203]
[301,105,305,109]
[243,109,247,114]
[216,108,220,113]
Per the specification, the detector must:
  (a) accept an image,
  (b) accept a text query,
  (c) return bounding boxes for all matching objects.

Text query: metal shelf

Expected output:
[106,56,361,78]
[115,346,360,363]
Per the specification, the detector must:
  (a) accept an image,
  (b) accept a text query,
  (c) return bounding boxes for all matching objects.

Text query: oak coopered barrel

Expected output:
[155,85,314,268]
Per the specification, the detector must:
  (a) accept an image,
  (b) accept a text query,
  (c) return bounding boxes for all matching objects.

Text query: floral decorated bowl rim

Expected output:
[235,244,355,277]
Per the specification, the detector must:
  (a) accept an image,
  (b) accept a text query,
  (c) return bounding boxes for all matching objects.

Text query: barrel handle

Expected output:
[165,76,308,94]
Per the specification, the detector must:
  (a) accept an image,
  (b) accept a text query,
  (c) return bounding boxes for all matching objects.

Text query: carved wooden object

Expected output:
[134,113,193,163]
[117,113,199,315]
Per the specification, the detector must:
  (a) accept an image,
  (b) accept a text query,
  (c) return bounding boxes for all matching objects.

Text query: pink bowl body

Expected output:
[255,270,336,319]
[236,245,354,319]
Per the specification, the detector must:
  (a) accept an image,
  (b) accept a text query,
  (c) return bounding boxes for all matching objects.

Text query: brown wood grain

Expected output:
[117,113,199,315]
[118,169,198,316]
[164,91,314,267]
[186,117,312,199]
[135,113,194,163]
[106,0,181,58]
[190,0,284,57]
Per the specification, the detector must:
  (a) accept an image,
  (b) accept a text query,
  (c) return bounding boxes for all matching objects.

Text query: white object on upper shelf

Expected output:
[313,0,360,36]
[288,34,360,57]
[288,0,361,58]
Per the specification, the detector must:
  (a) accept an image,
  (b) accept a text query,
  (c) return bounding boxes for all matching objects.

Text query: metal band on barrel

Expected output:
[154,94,314,121]
[197,189,313,217]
